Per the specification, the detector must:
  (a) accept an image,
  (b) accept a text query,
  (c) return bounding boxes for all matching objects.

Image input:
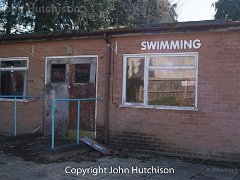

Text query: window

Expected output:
[123,53,198,110]
[75,64,90,83]
[0,58,28,98]
[51,64,66,82]
[125,57,144,103]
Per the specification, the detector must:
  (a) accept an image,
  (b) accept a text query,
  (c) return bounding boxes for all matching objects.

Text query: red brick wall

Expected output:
[0,30,239,162]
[0,38,107,135]
[101,31,240,162]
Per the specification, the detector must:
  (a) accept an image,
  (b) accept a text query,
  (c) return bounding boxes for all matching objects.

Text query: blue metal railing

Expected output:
[0,95,41,136]
[51,97,102,149]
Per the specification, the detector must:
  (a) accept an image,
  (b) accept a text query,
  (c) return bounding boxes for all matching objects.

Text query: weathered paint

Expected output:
[69,57,97,136]
[45,56,97,138]
[45,58,69,136]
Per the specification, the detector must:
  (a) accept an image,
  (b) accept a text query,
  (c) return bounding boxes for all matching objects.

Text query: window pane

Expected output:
[126,57,144,103]
[148,69,196,107]
[51,64,66,82]
[1,71,26,97]
[75,64,90,83]
[1,60,27,68]
[149,56,195,67]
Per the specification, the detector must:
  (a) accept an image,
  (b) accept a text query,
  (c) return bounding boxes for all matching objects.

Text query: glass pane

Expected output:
[126,57,144,103]
[149,56,195,67]
[1,71,26,97]
[148,69,196,107]
[51,64,66,82]
[1,60,27,68]
[75,64,90,83]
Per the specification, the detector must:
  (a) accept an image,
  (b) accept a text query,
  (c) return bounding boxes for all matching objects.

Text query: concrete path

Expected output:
[0,153,239,180]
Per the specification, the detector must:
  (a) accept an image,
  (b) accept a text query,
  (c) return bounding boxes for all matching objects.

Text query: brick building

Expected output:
[0,20,239,162]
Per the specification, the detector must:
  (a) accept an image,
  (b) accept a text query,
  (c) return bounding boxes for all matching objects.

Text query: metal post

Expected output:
[77,101,80,144]
[14,97,17,136]
[49,97,101,149]
[51,100,55,149]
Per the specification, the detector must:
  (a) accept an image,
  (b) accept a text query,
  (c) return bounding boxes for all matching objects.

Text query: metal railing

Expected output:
[51,97,102,149]
[0,95,41,136]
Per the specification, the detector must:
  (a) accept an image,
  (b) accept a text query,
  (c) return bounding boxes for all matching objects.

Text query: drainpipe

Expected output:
[103,33,111,146]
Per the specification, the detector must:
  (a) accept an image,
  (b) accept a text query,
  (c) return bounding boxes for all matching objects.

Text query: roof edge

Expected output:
[0,19,240,43]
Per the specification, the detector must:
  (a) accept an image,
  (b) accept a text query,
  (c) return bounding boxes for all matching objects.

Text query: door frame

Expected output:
[44,55,99,138]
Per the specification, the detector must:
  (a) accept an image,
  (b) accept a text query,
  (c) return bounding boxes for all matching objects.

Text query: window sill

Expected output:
[0,98,29,102]
[119,104,199,111]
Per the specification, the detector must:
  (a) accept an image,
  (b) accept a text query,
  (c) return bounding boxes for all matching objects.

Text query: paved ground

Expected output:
[0,153,239,180]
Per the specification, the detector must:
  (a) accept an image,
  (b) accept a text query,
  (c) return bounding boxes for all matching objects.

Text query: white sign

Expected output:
[181,80,195,87]
[141,39,201,51]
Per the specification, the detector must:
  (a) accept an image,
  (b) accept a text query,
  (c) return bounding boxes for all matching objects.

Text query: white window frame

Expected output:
[0,57,29,100]
[122,52,198,111]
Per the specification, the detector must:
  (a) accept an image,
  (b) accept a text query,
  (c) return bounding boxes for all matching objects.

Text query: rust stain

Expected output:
[69,64,96,132]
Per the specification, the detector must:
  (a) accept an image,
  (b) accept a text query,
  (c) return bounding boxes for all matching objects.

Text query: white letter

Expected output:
[160,41,169,50]
[170,40,180,49]
[77,168,84,176]
[157,41,160,49]
[92,168,98,176]
[193,39,201,49]
[65,166,71,173]
[132,166,138,173]
[141,41,147,50]
[45,7,51,13]
[71,168,76,174]
[184,40,192,49]
[180,40,184,49]
[147,41,157,50]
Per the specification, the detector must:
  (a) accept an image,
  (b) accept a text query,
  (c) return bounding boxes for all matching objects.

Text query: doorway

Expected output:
[44,56,98,139]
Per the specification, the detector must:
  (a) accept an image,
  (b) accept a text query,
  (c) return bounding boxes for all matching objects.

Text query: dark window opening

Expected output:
[1,71,26,98]
[1,60,27,68]
[75,64,90,83]
[126,57,145,103]
[51,64,66,82]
